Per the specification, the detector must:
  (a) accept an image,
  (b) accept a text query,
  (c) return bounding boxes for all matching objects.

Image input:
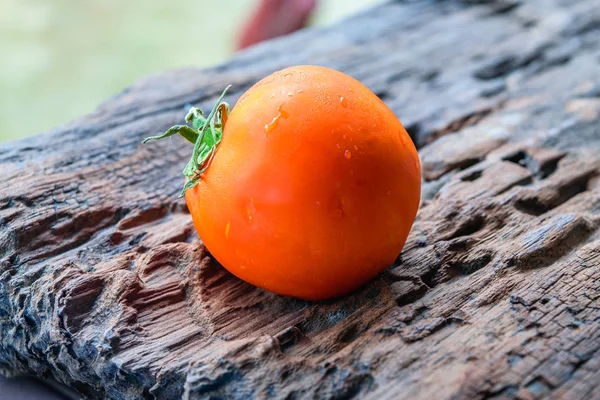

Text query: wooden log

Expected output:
[2,0,600,398]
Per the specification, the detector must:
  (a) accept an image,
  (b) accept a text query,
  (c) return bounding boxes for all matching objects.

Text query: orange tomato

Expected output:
[161,66,420,300]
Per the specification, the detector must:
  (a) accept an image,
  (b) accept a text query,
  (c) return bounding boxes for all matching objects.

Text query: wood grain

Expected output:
[2,0,600,398]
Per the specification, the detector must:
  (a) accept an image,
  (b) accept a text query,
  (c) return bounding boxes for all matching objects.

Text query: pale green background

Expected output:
[0,0,382,142]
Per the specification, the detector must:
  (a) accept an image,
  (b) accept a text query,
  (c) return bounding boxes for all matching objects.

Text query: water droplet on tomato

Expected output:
[354,145,358,150]
[284,73,292,77]
[349,88,355,92]
[287,92,293,97]
[277,104,289,119]
[225,221,231,239]
[265,119,278,134]
[345,150,352,159]
[340,96,348,108]
[297,89,304,93]
[264,105,289,135]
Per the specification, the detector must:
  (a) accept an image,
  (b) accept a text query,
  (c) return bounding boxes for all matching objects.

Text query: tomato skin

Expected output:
[185,65,420,300]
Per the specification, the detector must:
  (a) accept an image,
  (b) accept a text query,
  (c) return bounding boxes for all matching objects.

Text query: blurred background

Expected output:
[0,0,383,143]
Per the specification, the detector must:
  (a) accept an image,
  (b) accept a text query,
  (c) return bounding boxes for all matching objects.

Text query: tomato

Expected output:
[147,65,420,300]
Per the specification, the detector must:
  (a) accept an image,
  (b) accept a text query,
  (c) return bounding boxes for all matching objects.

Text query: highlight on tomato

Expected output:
[144,65,421,300]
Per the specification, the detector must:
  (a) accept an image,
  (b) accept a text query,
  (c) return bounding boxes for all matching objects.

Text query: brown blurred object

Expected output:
[236,0,317,49]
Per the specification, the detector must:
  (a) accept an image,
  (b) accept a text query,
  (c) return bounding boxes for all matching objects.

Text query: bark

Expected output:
[1,0,600,399]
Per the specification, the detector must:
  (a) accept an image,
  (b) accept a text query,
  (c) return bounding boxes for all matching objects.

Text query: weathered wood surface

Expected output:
[2,0,600,398]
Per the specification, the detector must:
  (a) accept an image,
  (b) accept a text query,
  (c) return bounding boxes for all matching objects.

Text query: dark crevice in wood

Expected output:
[473,44,548,80]
[449,215,485,239]
[401,316,466,343]
[487,1,521,15]
[420,69,440,82]
[515,197,548,216]
[423,107,496,146]
[117,206,170,230]
[446,252,493,276]
[386,70,413,84]
[537,155,565,179]
[393,280,429,307]
[420,267,438,290]
[446,237,471,252]
[514,169,593,216]
[460,169,483,182]
[404,123,422,149]
[521,19,538,28]
[553,174,592,208]
[503,150,529,165]
[275,326,302,351]
[337,324,359,344]
[501,148,566,180]
[506,352,525,367]
[458,157,484,171]
[525,376,554,397]
[374,90,390,101]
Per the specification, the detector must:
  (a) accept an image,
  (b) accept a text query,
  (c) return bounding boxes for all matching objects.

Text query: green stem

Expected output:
[143,85,232,197]
[142,125,199,145]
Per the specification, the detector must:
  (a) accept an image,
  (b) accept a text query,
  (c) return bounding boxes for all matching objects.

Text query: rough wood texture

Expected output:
[2,0,600,399]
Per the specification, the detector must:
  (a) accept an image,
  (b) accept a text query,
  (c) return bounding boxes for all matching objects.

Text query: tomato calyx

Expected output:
[143,86,231,196]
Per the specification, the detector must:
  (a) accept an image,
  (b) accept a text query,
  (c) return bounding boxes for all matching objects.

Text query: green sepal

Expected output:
[142,125,199,145]
[143,85,232,197]
[186,107,206,130]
